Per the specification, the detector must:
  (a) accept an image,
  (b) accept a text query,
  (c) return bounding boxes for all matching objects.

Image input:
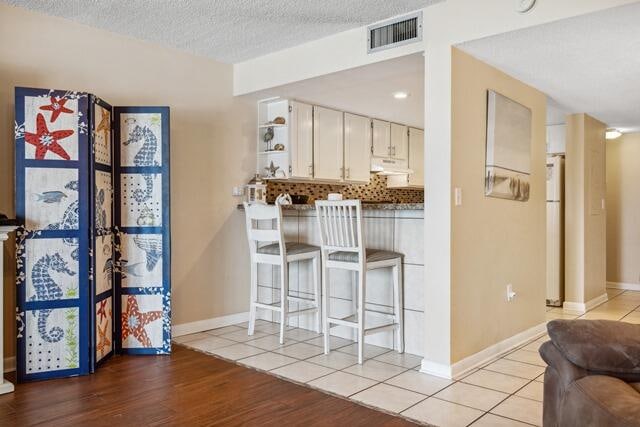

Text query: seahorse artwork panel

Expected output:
[119,113,162,167]
[94,103,111,166]
[24,167,79,231]
[120,294,164,349]
[120,233,162,288]
[95,297,113,362]
[120,173,162,227]
[95,171,113,230]
[95,234,113,295]
[24,307,80,374]
[22,94,81,161]
[25,238,79,302]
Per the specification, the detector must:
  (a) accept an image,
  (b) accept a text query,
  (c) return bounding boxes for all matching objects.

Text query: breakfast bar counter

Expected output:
[237,202,425,356]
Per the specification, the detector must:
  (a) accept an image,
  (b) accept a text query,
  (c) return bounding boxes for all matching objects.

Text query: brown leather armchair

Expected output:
[539,319,640,427]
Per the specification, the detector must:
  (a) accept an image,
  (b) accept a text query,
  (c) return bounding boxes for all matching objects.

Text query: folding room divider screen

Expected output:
[14,87,171,382]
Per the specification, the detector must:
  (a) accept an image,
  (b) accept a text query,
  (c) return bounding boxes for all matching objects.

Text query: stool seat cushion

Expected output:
[257,242,320,256]
[328,249,402,263]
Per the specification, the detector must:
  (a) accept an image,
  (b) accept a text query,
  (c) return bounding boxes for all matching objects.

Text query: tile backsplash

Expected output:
[266,174,424,204]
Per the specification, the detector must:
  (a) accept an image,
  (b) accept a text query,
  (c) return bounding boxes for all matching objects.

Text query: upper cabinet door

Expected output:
[391,123,409,161]
[372,119,391,158]
[408,128,424,187]
[344,113,371,183]
[313,106,344,181]
[289,101,313,179]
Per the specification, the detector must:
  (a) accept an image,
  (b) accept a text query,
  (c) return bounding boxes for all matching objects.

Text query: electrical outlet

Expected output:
[506,284,516,302]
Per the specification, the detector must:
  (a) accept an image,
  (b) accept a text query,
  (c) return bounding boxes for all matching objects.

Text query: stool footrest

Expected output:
[327,314,399,335]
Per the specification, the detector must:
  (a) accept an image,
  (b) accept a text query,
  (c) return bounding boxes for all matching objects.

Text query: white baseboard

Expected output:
[563,292,609,314]
[607,281,640,292]
[172,312,249,337]
[420,321,547,380]
[4,356,15,373]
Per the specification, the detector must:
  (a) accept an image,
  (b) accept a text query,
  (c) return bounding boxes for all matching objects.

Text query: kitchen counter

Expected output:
[237,202,423,211]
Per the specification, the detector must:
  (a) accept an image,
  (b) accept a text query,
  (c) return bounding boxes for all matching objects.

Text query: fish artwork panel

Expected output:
[23,95,79,161]
[119,233,163,288]
[25,168,79,231]
[95,234,113,295]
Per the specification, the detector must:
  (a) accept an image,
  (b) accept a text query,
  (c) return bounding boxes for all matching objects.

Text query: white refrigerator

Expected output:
[546,155,564,306]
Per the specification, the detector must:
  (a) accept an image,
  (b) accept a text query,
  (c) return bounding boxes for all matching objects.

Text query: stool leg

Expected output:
[357,268,366,364]
[248,261,258,336]
[312,254,321,334]
[279,263,289,345]
[393,259,404,354]
[322,257,330,354]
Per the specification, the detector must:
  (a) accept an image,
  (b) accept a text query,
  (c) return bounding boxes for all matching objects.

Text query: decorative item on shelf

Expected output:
[275,193,292,206]
[273,116,286,125]
[263,127,274,151]
[273,143,285,151]
[274,169,286,179]
[0,213,17,226]
[264,161,280,178]
[245,174,267,204]
[328,193,343,201]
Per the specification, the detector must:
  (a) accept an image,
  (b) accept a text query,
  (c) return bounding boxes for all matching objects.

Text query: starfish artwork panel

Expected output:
[94,103,112,165]
[96,297,112,362]
[121,295,164,348]
[23,95,79,160]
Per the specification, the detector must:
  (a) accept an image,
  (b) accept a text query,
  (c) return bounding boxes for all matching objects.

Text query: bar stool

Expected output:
[243,202,321,344]
[315,200,404,364]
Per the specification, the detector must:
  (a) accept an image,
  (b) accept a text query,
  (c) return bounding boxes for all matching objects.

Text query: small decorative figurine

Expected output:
[264,161,280,178]
[263,127,274,151]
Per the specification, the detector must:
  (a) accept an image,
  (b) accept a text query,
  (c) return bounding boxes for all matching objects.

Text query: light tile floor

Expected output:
[175,289,640,426]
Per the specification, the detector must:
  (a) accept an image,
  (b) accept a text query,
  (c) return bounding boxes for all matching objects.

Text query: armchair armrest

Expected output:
[546,319,640,379]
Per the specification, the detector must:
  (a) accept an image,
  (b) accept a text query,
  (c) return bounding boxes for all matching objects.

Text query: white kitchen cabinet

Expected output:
[313,106,344,181]
[372,119,391,158]
[289,101,313,179]
[344,113,372,183]
[390,123,409,161]
[408,128,424,187]
[387,127,424,188]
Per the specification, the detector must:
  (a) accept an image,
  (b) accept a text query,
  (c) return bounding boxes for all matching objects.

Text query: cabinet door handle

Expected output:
[346,168,350,179]
[308,165,313,176]
[392,146,396,156]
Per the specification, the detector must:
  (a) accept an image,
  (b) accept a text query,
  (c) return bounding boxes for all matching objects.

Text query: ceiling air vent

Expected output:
[367,11,422,54]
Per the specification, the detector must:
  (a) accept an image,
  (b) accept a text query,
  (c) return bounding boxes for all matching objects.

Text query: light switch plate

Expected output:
[454,187,463,206]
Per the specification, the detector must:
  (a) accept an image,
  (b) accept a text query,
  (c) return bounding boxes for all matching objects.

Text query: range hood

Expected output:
[371,157,414,175]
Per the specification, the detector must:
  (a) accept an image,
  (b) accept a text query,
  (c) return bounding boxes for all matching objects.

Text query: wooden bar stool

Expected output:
[243,202,321,344]
[315,200,404,364]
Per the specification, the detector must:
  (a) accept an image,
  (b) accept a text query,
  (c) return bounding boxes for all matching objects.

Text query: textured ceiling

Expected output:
[459,2,640,132]
[251,53,424,128]
[4,0,439,63]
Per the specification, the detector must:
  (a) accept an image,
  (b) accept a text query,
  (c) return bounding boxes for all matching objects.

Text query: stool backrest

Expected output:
[243,202,285,260]
[315,200,364,256]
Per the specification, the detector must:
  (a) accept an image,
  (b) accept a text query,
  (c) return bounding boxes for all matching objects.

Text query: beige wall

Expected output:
[565,114,607,305]
[450,49,547,363]
[0,3,255,358]
[606,133,640,285]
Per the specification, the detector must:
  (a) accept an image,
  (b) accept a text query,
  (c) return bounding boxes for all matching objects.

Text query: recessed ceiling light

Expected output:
[393,91,409,99]
[606,129,622,140]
